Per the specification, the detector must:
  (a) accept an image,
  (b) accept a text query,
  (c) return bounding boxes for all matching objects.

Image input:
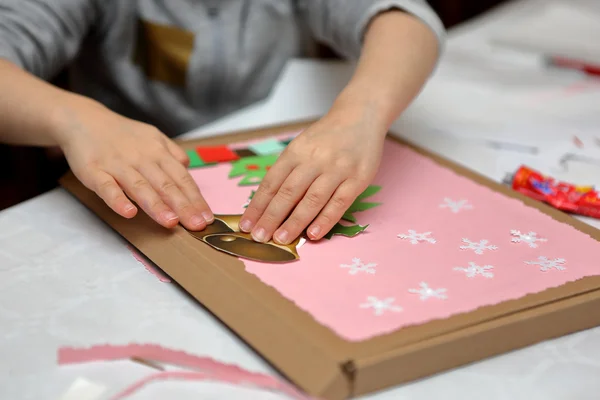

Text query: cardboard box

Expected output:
[60,121,600,399]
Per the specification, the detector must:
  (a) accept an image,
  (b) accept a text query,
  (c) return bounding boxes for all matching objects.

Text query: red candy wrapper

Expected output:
[510,165,600,219]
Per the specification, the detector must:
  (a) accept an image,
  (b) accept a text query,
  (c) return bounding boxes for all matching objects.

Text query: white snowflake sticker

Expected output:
[408,282,448,301]
[459,238,498,255]
[439,198,473,213]
[397,230,437,245]
[525,256,566,271]
[510,230,547,248]
[453,262,495,278]
[340,258,377,275]
[360,296,403,316]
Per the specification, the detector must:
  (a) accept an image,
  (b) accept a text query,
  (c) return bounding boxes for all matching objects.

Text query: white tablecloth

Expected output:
[1,1,599,399]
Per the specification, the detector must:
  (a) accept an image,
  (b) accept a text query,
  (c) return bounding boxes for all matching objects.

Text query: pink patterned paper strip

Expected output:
[108,370,314,400]
[58,343,311,400]
[188,139,600,341]
[126,245,171,283]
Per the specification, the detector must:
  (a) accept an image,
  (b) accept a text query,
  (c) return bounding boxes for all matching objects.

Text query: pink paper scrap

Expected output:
[58,343,313,400]
[126,245,171,283]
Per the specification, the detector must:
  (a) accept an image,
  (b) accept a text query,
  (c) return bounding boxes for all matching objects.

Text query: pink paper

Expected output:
[126,245,171,283]
[189,139,600,341]
[58,343,311,400]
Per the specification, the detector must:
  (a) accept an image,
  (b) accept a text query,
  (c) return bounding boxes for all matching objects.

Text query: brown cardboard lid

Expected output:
[60,120,600,399]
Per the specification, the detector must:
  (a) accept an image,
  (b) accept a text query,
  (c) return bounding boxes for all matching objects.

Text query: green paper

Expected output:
[229,154,279,186]
[238,171,266,186]
[186,149,206,168]
[341,185,382,223]
[324,185,381,239]
[324,223,369,239]
[243,190,257,208]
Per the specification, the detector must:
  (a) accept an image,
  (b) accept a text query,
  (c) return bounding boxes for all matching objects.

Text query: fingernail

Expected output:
[124,204,136,213]
[191,215,205,227]
[162,211,178,222]
[240,219,253,232]
[308,225,321,239]
[252,227,266,242]
[275,229,289,244]
[202,212,214,223]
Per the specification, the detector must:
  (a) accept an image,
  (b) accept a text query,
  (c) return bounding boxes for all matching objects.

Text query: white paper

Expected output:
[58,377,106,400]
[489,2,600,65]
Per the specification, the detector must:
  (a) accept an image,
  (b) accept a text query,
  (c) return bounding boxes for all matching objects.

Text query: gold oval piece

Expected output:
[186,214,301,263]
[204,233,298,263]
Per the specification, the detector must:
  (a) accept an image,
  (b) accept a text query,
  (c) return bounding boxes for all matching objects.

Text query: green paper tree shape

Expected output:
[229,154,279,186]
[243,190,256,208]
[324,185,382,239]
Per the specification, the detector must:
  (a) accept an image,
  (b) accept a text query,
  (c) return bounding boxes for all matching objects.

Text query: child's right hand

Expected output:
[54,99,213,231]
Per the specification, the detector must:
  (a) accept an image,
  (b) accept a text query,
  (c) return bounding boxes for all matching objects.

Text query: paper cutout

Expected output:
[242,190,256,208]
[525,256,567,271]
[340,258,377,275]
[341,185,381,223]
[126,245,171,282]
[453,262,495,278]
[439,198,473,213]
[186,214,301,263]
[408,282,448,301]
[229,154,278,186]
[249,137,286,155]
[360,297,403,316]
[187,138,600,342]
[323,185,382,239]
[459,238,498,255]
[234,148,257,158]
[510,230,547,248]
[324,223,369,239]
[186,149,207,168]
[57,343,311,400]
[109,371,312,400]
[196,145,240,163]
[397,230,437,245]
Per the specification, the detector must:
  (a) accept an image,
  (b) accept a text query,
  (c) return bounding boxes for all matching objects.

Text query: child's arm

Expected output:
[241,3,443,244]
[0,1,212,231]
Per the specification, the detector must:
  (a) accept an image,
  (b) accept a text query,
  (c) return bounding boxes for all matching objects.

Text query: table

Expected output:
[1,0,599,398]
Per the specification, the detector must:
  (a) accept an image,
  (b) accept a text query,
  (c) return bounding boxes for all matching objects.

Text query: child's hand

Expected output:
[57,100,213,230]
[240,104,386,244]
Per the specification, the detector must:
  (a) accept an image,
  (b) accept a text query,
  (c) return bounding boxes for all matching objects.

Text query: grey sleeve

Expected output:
[297,0,446,61]
[0,0,101,80]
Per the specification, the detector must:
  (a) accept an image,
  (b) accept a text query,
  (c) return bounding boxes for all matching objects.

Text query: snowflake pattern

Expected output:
[510,230,547,248]
[408,282,448,301]
[340,258,377,275]
[360,296,403,316]
[525,256,567,271]
[459,238,498,255]
[453,262,495,278]
[397,230,437,245]
[439,198,473,213]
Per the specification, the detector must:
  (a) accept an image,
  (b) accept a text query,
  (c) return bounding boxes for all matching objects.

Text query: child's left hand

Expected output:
[239,101,387,244]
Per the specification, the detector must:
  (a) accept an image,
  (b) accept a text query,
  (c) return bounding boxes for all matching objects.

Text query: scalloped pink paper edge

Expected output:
[57,343,313,400]
[126,245,171,283]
